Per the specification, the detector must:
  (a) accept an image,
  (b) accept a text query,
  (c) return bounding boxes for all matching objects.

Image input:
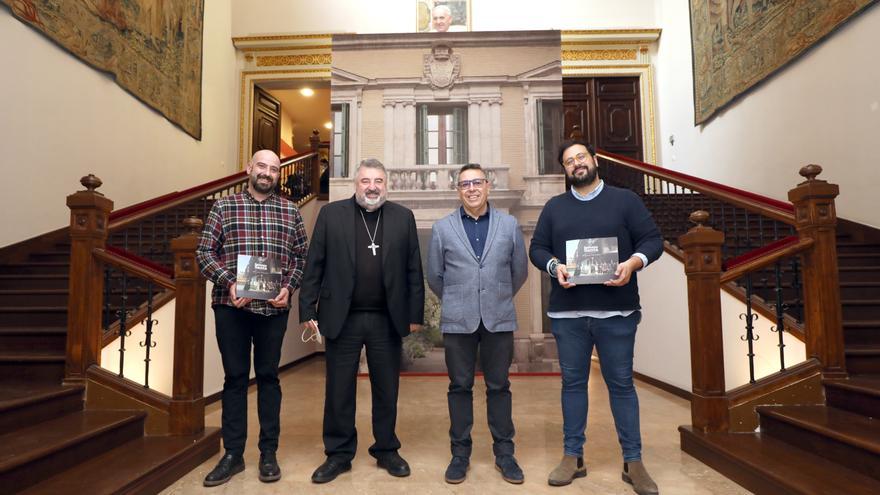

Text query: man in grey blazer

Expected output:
[427,163,528,485]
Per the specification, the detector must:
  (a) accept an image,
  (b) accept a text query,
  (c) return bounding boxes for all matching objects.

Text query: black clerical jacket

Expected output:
[299,196,425,339]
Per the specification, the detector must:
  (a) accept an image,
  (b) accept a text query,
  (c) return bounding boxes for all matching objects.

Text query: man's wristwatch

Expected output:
[548,258,560,276]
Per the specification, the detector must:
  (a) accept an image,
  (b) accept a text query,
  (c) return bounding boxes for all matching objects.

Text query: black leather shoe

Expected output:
[444,456,469,484]
[311,458,352,483]
[259,451,281,482]
[495,455,524,484]
[203,453,244,487]
[377,452,411,477]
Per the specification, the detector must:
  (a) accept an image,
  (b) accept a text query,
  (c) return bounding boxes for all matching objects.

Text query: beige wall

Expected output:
[334,45,559,80]
[336,42,557,173]
[231,0,657,36]
[0,1,240,248]
[654,1,880,229]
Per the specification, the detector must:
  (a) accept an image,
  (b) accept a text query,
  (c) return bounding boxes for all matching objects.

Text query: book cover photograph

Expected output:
[565,237,619,285]
[236,254,282,300]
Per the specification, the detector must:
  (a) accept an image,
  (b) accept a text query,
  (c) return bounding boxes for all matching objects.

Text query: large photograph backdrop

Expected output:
[331,31,562,372]
[690,0,878,125]
[3,0,205,139]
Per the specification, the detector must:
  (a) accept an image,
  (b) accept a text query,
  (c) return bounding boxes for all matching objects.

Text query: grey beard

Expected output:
[356,194,386,212]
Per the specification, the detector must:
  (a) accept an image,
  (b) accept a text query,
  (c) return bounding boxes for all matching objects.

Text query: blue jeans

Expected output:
[551,313,642,462]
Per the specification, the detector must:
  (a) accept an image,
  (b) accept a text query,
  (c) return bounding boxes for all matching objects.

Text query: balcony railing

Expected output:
[386,165,510,191]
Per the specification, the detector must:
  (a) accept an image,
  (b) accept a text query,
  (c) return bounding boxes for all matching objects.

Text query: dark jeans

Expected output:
[213,305,289,457]
[551,312,642,461]
[323,310,402,461]
[443,324,515,458]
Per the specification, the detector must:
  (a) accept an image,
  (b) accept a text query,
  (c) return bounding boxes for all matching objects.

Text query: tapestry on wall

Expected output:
[3,0,205,139]
[689,0,878,125]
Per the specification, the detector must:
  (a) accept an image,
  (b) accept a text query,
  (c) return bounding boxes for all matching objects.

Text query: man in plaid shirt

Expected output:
[196,149,308,487]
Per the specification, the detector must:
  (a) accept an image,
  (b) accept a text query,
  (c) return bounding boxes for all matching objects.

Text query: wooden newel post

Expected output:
[169,217,207,435]
[788,165,846,378]
[310,129,321,194]
[65,175,113,385]
[679,211,729,432]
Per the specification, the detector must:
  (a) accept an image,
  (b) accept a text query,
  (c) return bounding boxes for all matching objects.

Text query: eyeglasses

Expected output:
[562,152,591,168]
[457,178,488,189]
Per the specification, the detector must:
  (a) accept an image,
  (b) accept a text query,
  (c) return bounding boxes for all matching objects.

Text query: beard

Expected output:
[568,164,598,188]
[356,190,386,211]
[250,173,276,194]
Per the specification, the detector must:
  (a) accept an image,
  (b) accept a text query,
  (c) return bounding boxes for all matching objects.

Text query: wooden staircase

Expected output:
[0,151,319,493]
[598,152,880,494]
[0,221,219,494]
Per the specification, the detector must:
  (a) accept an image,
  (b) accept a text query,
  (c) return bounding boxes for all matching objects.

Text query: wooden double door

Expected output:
[563,76,643,161]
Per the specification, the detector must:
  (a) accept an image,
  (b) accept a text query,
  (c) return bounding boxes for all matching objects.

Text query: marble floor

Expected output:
[162,357,750,494]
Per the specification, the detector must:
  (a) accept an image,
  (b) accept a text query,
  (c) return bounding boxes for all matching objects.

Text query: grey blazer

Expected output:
[427,207,528,333]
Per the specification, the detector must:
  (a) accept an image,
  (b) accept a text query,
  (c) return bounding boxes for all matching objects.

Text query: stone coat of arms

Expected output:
[423,43,461,89]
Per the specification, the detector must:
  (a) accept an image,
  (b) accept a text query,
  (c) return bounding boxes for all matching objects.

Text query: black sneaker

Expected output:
[495,454,524,484]
[203,453,244,487]
[444,456,469,484]
[259,451,281,482]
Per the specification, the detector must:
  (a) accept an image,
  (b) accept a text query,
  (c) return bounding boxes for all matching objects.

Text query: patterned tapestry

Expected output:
[689,0,878,125]
[3,0,205,139]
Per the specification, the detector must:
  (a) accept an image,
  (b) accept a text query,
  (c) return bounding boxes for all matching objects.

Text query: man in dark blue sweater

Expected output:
[529,139,662,495]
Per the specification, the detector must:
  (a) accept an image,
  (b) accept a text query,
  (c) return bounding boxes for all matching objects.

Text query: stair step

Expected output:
[20,429,221,495]
[837,242,880,254]
[757,405,880,482]
[0,274,69,290]
[0,306,67,326]
[838,252,880,267]
[0,409,146,493]
[0,384,83,435]
[0,289,69,306]
[839,282,880,300]
[28,251,71,263]
[839,266,880,283]
[0,262,70,275]
[679,425,880,495]
[840,299,880,320]
[0,352,65,384]
[0,326,66,353]
[845,344,880,374]
[825,376,880,418]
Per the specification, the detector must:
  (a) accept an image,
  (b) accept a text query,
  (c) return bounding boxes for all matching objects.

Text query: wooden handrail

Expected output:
[719,238,814,284]
[108,151,317,231]
[92,247,176,290]
[597,150,796,224]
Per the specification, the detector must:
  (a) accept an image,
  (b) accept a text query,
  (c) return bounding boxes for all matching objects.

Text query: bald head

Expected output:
[247,149,281,198]
[250,149,281,168]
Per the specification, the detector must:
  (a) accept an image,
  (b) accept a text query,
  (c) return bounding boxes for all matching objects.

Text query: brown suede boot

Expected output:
[622,460,659,494]
[548,455,587,486]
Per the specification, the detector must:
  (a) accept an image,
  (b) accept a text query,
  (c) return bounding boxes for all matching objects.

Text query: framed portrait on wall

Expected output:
[417,0,471,32]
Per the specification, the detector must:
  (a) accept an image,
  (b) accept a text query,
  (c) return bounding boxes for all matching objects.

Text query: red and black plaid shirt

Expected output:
[196,190,308,316]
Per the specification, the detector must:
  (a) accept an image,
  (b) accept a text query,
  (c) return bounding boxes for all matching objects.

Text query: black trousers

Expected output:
[214,305,288,457]
[323,310,402,461]
[443,323,515,458]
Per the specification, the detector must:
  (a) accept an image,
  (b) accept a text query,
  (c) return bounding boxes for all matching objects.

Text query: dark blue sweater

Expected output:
[529,185,663,312]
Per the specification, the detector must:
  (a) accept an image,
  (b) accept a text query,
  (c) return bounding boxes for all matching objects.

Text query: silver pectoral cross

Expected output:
[368,242,380,256]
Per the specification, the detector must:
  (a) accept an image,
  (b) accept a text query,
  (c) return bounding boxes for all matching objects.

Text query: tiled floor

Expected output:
[162,357,749,494]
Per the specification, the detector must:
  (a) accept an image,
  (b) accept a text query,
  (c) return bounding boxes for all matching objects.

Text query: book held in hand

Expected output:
[565,237,619,285]
[236,254,282,300]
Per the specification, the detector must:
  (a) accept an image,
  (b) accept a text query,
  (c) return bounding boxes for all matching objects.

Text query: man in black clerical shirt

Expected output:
[299,158,424,484]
